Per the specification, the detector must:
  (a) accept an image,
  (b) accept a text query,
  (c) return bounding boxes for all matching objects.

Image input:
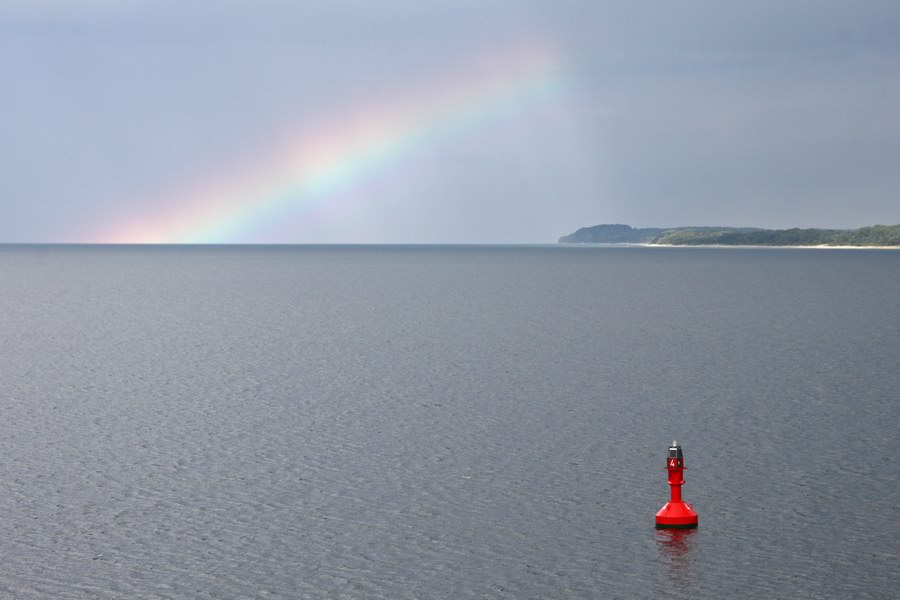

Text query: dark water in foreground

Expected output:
[0,245,897,599]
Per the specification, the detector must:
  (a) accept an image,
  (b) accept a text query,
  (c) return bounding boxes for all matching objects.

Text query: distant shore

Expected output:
[558,223,900,247]
[643,243,900,250]
[558,242,900,250]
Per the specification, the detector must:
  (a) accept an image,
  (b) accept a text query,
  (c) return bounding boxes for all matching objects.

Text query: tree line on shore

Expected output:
[559,224,900,246]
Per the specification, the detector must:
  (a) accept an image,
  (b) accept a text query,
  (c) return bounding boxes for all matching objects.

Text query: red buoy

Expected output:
[655,441,698,528]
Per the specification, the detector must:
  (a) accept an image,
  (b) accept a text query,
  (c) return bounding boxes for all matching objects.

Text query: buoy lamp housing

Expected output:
[655,441,698,528]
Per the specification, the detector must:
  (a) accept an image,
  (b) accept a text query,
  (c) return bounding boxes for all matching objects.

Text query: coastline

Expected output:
[558,242,900,250]
[642,243,900,250]
[558,224,900,248]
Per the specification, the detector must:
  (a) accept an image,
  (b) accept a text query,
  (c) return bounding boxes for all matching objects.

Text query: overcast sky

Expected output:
[1,1,898,243]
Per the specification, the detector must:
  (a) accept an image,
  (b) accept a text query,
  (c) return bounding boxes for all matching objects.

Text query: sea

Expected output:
[0,244,897,599]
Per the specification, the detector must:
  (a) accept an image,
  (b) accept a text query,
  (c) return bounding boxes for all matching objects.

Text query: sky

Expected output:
[1,1,898,244]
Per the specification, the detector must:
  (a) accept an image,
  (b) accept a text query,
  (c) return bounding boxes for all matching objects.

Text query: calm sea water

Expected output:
[0,245,897,599]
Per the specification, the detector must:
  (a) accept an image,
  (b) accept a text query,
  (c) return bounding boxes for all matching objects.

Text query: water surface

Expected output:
[0,245,897,598]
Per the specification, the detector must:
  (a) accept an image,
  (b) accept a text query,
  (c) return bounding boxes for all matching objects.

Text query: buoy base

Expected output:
[655,501,698,528]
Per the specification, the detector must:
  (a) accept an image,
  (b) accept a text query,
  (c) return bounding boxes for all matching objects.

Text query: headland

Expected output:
[558,224,900,248]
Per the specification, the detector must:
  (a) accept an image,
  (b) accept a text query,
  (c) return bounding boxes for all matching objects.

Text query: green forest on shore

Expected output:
[559,224,900,246]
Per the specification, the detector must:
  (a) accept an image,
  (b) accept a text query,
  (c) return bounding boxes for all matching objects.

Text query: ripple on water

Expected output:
[0,245,897,598]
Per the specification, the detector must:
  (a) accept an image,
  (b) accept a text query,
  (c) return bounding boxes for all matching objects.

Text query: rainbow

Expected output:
[96,43,565,243]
